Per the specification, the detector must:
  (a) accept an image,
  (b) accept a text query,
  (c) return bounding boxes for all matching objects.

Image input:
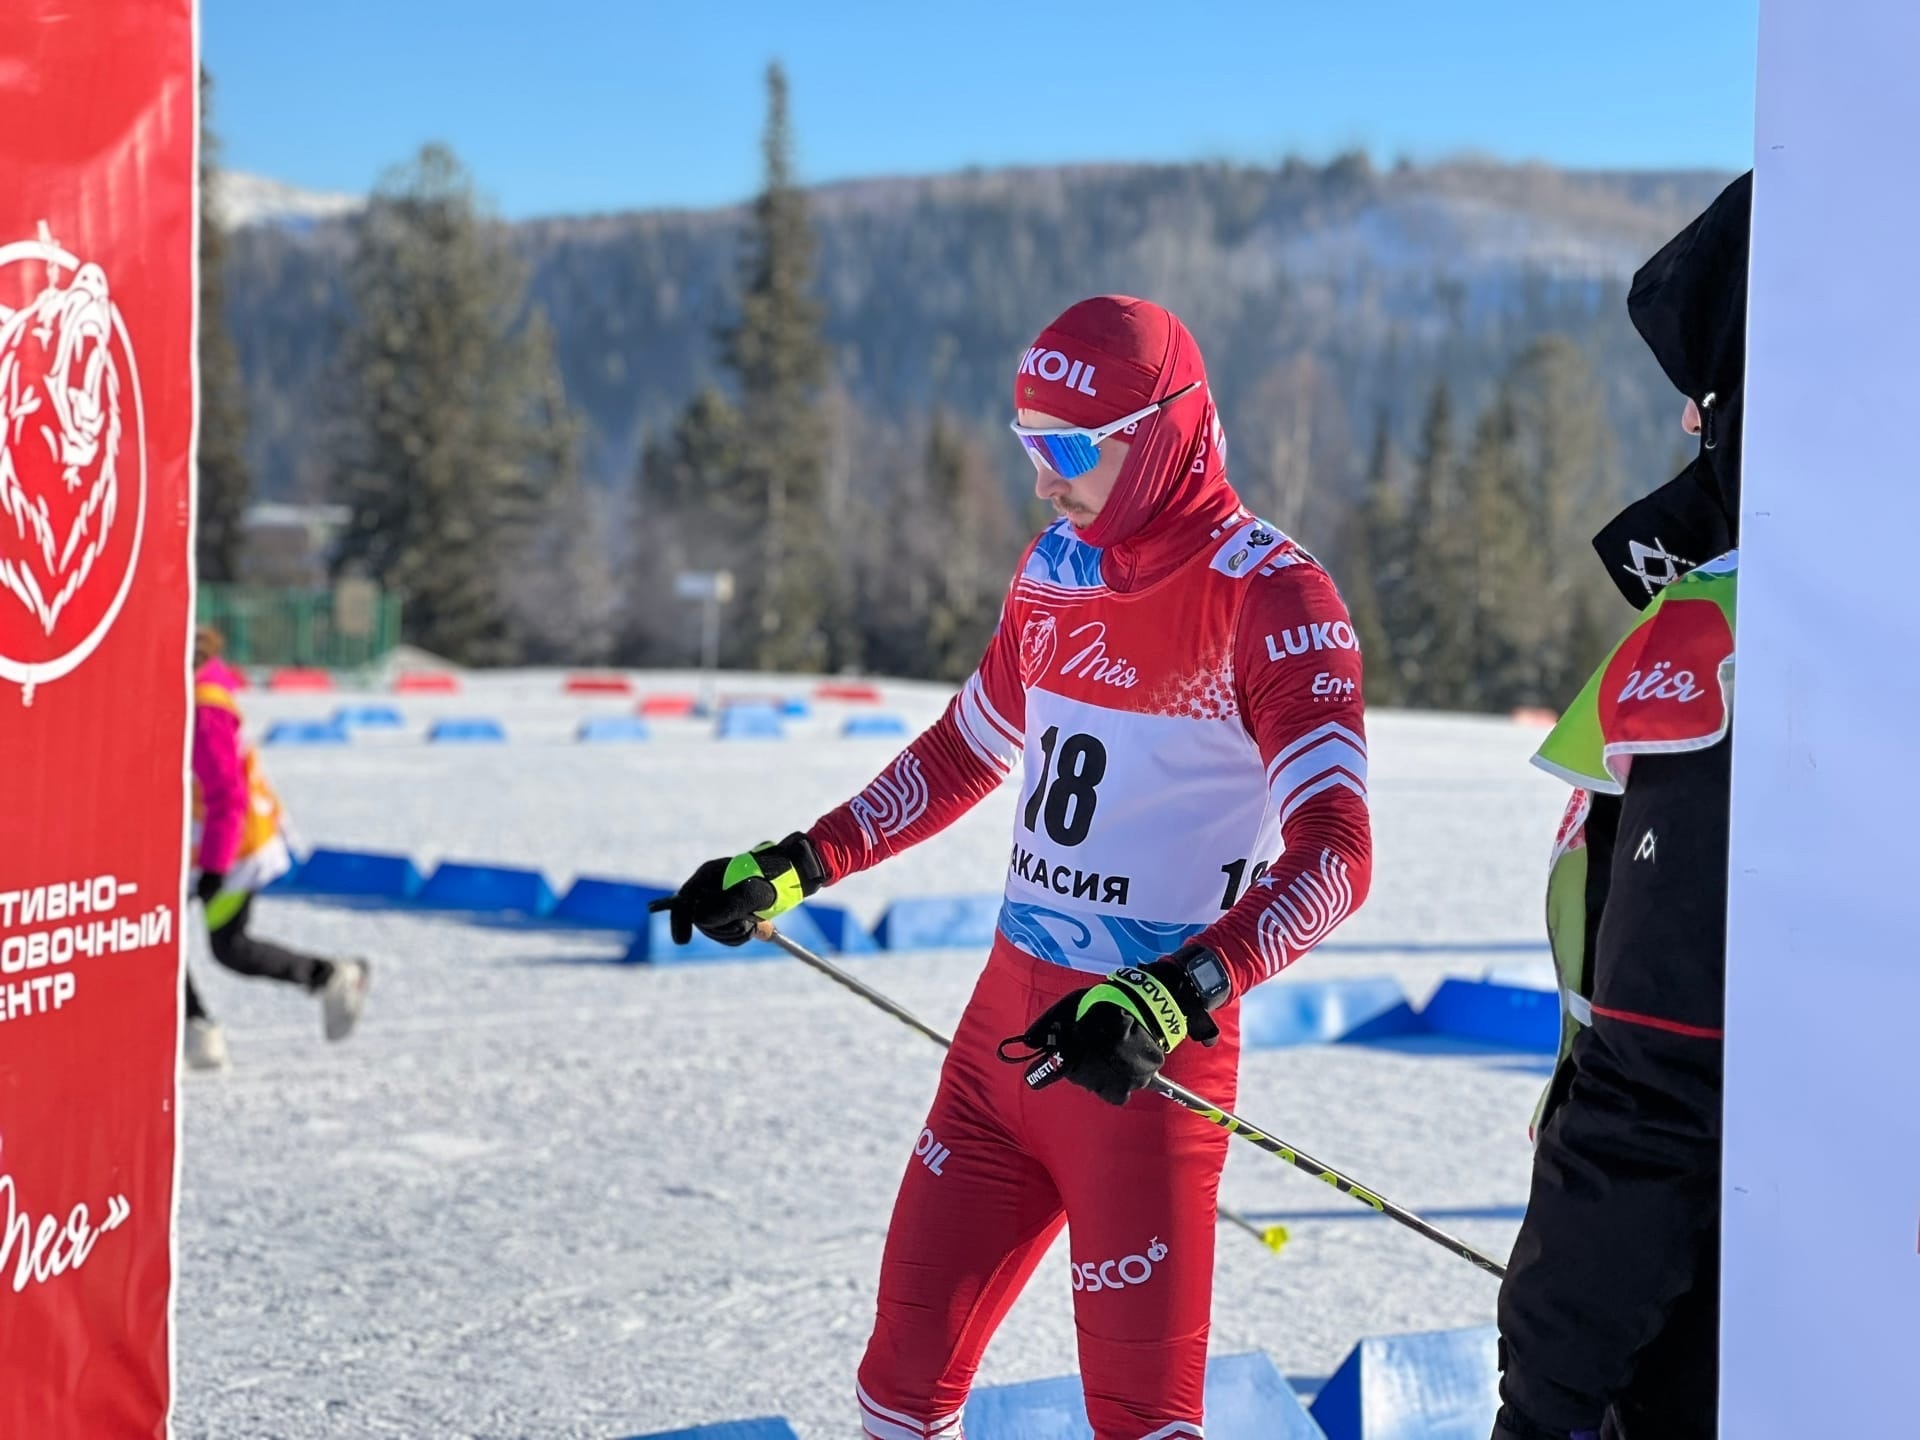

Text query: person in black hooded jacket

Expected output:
[1490,172,1753,1440]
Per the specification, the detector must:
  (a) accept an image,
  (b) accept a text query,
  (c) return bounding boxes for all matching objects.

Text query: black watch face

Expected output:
[1187,951,1230,1003]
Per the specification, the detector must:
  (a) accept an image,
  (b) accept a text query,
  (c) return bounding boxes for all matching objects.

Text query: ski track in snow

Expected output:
[174,671,1567,1439]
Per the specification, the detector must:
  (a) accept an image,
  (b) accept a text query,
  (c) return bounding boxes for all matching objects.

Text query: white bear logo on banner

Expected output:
[0,224,146,703]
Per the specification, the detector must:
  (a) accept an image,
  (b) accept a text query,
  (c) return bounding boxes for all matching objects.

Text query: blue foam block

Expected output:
[1418,979,1560,1051]
[620,1420,801,1440]
[280,848,422,900]
[781,697,811,718]
[803,903,878,954]
[625,903,834,963]
[1236,977,1420,1048]
[261,856,303,892]
[264,719,349,745]
[1310,1326,1499,1440]
[966,1351,1322,1439]
[872,894,1002,951]
[429,717,507,743]
[417,862,556,916]
[577,715,653,742]
[333,704,404,729]
[553,877,671,929]
[842,714,909,738]
[716,707,785,740]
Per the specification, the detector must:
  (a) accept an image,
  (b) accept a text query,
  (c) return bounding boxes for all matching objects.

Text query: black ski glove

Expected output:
[649,832,828,947]
[1003,944,1224,1106]
[195,870,226,906]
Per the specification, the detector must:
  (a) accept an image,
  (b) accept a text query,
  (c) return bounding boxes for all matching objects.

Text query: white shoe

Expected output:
[185,1018,231,1072]
[322,959,371,1042]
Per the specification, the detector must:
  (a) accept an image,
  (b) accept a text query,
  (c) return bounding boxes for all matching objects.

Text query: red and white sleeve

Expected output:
[805,574,1028,885]
[1194,567,1373,998]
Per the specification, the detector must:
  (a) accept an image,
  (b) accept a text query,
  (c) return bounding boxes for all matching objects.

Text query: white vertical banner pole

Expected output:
[1726,2,1920,1433]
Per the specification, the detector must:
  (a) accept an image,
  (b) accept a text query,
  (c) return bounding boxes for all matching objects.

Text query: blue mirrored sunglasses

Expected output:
[1010,381,1202,479]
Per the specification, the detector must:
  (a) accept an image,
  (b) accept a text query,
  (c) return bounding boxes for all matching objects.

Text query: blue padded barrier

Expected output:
[553,877,671,929]
[1309,1326,1499,1440]
[1418,980,1560,1052]
[416,863,556,917]
[716,707,784,740]
[1237,977,1422,1048]
[265,720,349,745]
[620,1420,802,1440]
[625,903,834,963]
[803,903,878,954]
[577,716,652,742]
[333,704,404,729]
[429,717,507,743]
[872,894,1002,951]
[966,1351,1322,1438]
[276,848,422,900]
[261,856,303,892]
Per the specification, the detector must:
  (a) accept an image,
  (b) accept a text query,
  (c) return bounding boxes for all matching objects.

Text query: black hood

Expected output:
[1595,171,1753,608]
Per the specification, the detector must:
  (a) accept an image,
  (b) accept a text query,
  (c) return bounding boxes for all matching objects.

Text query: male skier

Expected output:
[660,296,1373,1436]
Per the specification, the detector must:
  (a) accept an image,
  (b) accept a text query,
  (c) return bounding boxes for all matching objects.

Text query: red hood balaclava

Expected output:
[1014,295,1241,591]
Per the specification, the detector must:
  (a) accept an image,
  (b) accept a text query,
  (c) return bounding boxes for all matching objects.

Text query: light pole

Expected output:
[673,569,734,711]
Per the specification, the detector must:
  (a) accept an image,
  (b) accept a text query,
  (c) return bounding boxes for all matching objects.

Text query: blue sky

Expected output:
[202,0,1758,220]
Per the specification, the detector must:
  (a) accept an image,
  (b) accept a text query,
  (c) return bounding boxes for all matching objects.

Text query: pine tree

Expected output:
[720,62,842,672]
[1462,384,1542,710]
[1342,411,1400,705]
[1499,337,1619,705]
[1400,381,1473,708]
[332,144,580,665]
[923,412,1011,681]
[1561,585,1618,706]
[622,387,743,663]
[508,313,616,662]
[195,69,251,582]
[638,387,743,516]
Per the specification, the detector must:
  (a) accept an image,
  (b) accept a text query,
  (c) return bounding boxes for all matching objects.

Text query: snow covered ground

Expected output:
[174,671,1569,1439]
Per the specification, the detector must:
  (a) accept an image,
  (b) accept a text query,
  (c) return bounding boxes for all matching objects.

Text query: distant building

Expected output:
[239,502,351,587]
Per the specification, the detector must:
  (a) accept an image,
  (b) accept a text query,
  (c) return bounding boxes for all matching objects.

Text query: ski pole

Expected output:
[1141,1074,1505,1278]
[753,922,1503,1278]
[717,921,1287,1253]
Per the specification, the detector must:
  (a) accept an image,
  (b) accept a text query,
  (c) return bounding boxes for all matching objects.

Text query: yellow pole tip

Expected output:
[1263,1226,1289,1253]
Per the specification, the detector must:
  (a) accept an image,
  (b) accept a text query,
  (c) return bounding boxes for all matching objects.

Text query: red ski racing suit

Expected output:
[805,298,1373,1438]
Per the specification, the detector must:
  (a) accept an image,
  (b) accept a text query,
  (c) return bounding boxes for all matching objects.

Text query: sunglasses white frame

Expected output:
[1009,380,1203,465]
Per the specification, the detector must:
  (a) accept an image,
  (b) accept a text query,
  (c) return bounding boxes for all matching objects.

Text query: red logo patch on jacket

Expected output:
[1597,597,1733,749]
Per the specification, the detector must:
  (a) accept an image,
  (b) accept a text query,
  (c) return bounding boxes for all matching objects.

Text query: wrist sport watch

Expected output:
[1174,944,1231,1012]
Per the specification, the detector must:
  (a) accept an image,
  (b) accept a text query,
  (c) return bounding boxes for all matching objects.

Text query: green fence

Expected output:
[196,584,402,669]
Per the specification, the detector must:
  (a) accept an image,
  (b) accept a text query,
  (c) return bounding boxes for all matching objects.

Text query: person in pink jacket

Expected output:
[186,625,369,1071]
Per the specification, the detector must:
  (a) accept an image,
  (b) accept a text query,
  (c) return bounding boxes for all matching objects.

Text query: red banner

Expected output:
[0,2,195,1434]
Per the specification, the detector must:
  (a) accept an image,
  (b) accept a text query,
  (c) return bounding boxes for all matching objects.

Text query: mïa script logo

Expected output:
[1057,620,1138,690]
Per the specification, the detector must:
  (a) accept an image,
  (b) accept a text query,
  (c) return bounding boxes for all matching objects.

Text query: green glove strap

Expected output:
[1076,966,1188,1051]
[723,843,807,922]
[204,887,247,931]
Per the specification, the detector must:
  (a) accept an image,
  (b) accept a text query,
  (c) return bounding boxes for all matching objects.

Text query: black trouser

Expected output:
[1496,741,1730,1440]
[184,896,334,1022]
